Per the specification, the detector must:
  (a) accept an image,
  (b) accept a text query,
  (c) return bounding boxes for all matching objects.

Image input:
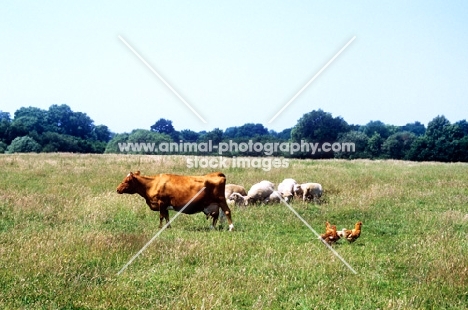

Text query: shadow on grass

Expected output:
[183,223,246,233]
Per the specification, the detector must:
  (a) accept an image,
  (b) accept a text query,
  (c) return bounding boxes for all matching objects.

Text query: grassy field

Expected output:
[0,153,467,309]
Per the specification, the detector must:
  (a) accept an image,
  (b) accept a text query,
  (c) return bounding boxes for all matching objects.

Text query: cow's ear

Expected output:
[135,171,141,175]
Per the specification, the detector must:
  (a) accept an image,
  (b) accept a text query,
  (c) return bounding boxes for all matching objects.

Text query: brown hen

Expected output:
[337,221,362,243]
[320,221,340,244]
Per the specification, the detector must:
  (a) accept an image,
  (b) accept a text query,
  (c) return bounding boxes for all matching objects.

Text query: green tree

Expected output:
[335,131,370,159]
[6,136,41,153]
[0,111,11,143]
[367,132,384,158]
[277,128,292,140]
[426,115,451,140]
[224,123,269,139]
[406,136,429,161]
[46,104,94,139]
[291,109,349,143]
[93,125,112,142]
[9,117,41,138]
[150,118,175,135]
[0,141,7,153]
[452,120,468,162]
[67,111,94,138]
[14,106,48,120]
[454,120,468,136]
[290,110,349,159]
[381,131,417,160]
[46,104,73,133]
[9,107,48,138]
[200,128,223,145]
[223,127,237,139]
[104,133,130,154]
[401,121,426,136]
[362,120,393,139]
[456,136,468,161]
[37,132,103,153]
[237,123,269,138]
[180,129,199,142]
[8,104,108,153]
[105,130,172,154]
[407,115,463,162]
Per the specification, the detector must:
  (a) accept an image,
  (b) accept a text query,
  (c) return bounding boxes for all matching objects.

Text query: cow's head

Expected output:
[116,171,141,194]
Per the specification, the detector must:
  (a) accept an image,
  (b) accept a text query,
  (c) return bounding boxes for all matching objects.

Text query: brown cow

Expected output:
[116,171,234,231]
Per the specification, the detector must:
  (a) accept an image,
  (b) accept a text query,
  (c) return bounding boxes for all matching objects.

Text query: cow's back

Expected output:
[151,172,226,214]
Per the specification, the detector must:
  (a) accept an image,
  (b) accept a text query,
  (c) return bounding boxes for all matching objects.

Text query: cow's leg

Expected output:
[211,212,219,230]
[159,208,171,228]
[158,213,165,228]
[203,203,221,230]
[218,200,234,231]
[218,206,226,224]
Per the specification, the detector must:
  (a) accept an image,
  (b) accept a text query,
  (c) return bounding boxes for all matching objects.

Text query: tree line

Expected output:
[0,105,111,154]
[1,105,467,162]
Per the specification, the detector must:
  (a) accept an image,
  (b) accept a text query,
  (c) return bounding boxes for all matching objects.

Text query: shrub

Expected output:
[0,141,7,153]
[6,136,41,153]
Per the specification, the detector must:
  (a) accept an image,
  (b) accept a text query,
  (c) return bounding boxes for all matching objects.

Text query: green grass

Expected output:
[0,153,467,309]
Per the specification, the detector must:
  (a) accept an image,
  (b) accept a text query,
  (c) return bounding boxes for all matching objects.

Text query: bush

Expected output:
[0,141,7,153]
[335,131,371,159]
[36,131,104,153]
[381,131,416,160]
[6,136,41,153]
[105,130,172,154]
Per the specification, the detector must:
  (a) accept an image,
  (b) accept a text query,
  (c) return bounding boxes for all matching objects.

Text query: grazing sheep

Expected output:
[293,183,303,198]
[225,184,247,199]
[225,184,247,209]
[244,180,275,206]
[277,178,297,202]
[296,183,323,202]
[228,192,246,206]
[263,191,282,204]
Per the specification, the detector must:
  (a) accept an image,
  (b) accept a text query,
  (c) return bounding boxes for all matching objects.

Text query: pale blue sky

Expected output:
[2,1,467,134]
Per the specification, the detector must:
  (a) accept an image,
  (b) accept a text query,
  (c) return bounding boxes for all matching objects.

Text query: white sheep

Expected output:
[225,184,247,207]
[277,178,297,202]
[296,182,323,202]
[263,190,282,204]
[293,183,302,198]
[225,184,247,199]
[228,192,246,206]
[244,180,275,206]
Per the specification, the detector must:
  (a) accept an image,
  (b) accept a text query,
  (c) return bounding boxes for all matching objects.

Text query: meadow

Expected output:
[0,153,467,309]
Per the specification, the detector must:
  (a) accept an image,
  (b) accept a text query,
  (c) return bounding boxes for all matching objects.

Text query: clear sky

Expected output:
[2,1,467,134]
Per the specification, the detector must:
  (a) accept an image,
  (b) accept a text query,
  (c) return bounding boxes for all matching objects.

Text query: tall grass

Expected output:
[0,153,467,309]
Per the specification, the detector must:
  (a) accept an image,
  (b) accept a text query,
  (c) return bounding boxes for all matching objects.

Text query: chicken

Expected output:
[337,221,362,243]
[320,221,340,244]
